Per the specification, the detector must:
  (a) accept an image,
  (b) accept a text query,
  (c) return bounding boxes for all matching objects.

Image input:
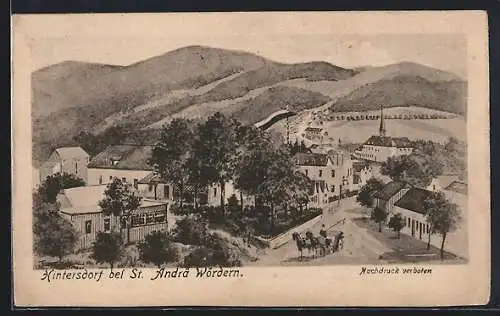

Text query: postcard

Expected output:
[12,11,490,307]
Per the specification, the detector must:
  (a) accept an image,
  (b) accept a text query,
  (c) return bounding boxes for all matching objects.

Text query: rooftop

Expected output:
[54,147,89,160]
[293,153,330,167]
[305,127,323,132]
[374,181,409,200]
[394,187,436,215]
[445,181,468,195]
[430,174,460,189]
[58,185,166,215]
[87,145,154,171]
[364,136,413,148]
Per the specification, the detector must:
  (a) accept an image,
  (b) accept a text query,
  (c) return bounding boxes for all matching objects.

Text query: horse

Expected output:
[292,232,307,260]
[305,231,326,258]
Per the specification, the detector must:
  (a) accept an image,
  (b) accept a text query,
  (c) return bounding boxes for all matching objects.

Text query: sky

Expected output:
[24,13,467,79]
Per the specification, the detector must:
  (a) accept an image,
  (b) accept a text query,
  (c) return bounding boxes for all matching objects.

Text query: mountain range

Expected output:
[31,45,467,164]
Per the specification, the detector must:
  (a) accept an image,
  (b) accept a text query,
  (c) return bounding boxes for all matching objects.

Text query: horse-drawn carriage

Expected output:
[292,229,344,259]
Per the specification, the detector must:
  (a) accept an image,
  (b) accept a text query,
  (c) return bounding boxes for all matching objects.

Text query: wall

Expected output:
[40,152,89,183]
[207,181,254,207]
[255,214,323,249]
[39,152,60,182]
[137,183,175,203]
[60,211,106,250]
[392,206,429,240]
[298,155,354,207]
[87,168,152,186]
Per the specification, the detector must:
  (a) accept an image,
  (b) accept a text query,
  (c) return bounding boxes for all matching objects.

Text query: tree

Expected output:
[388,213,404,238]
[357,177,385,210]
[98,178,141,243]
[38,172,86,203]
[33,192,78,262]
[150,118,196,210]
[371,206,388,233]
[91,232,123,270]
[424,192,461,260]
[138,231,179,267]
[193,113,240,212]
[380,153,443,188]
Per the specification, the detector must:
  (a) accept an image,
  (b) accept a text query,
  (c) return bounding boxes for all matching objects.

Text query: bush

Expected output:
[171,215,209,246]
[91,232,123,269]
[182,233,241,268]
[138,231,179,267]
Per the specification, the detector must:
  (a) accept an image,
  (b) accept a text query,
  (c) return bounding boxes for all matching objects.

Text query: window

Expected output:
[164,185,170,199]
[331,185,335,192]
[331,170,335,177]
[99,175,103,185]
[146,213,155,224]
[103,217,110,232]
[214,188,217,197]
[305,169,308,176]
[148,184,153,192]
[85,220,92,234]
[133,179,138,189]
[408,218,411,227]
[155,212,166,223]
[132,214,145,226]
[75,161,78,174]
[319,170,323,178]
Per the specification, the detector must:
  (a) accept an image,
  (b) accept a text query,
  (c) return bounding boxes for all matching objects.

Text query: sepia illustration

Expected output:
[30,32,470,271]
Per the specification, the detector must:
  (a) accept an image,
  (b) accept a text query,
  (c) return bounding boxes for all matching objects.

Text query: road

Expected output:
[247,197,392,266]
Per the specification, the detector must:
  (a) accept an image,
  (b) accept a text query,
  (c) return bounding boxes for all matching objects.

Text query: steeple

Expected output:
[379,104,386,137]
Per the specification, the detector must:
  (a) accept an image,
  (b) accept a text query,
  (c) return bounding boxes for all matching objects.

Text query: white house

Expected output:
[40,147,90,183]
[351,160,374,191]
[207,180,255,208]
[293,152,354,207]
[392,187,434,240]
[87,145,154,188]
[353,105,413,163]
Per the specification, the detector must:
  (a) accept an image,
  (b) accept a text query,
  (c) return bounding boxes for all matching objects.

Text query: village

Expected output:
[32,106,468,269]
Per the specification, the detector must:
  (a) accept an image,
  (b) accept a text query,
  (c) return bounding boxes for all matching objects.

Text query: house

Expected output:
[427,174,460,192]
[303,127,323,139]
[393,187,434,240]
[87,145,154,188]
[40,147,90,183]
[57,185,168,250]
[353,105,413,163]
[351,160,373,191]
[373,180,412,215]
[293,152,354,206]
[207,180,255,208]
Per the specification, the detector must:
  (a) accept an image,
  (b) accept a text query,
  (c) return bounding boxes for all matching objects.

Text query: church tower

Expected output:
[379,104,386,137]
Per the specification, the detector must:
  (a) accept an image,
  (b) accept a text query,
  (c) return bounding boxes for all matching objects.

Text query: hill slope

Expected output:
[31,46,466,165]
[329,74,466,115]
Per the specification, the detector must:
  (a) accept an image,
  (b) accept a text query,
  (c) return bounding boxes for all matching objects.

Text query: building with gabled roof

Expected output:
[293,151,354,206]
[373,180,412,215]
[57,185,168,249]
[353,105,414,163]
[87,145,154,187]
[40,146,90,183]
